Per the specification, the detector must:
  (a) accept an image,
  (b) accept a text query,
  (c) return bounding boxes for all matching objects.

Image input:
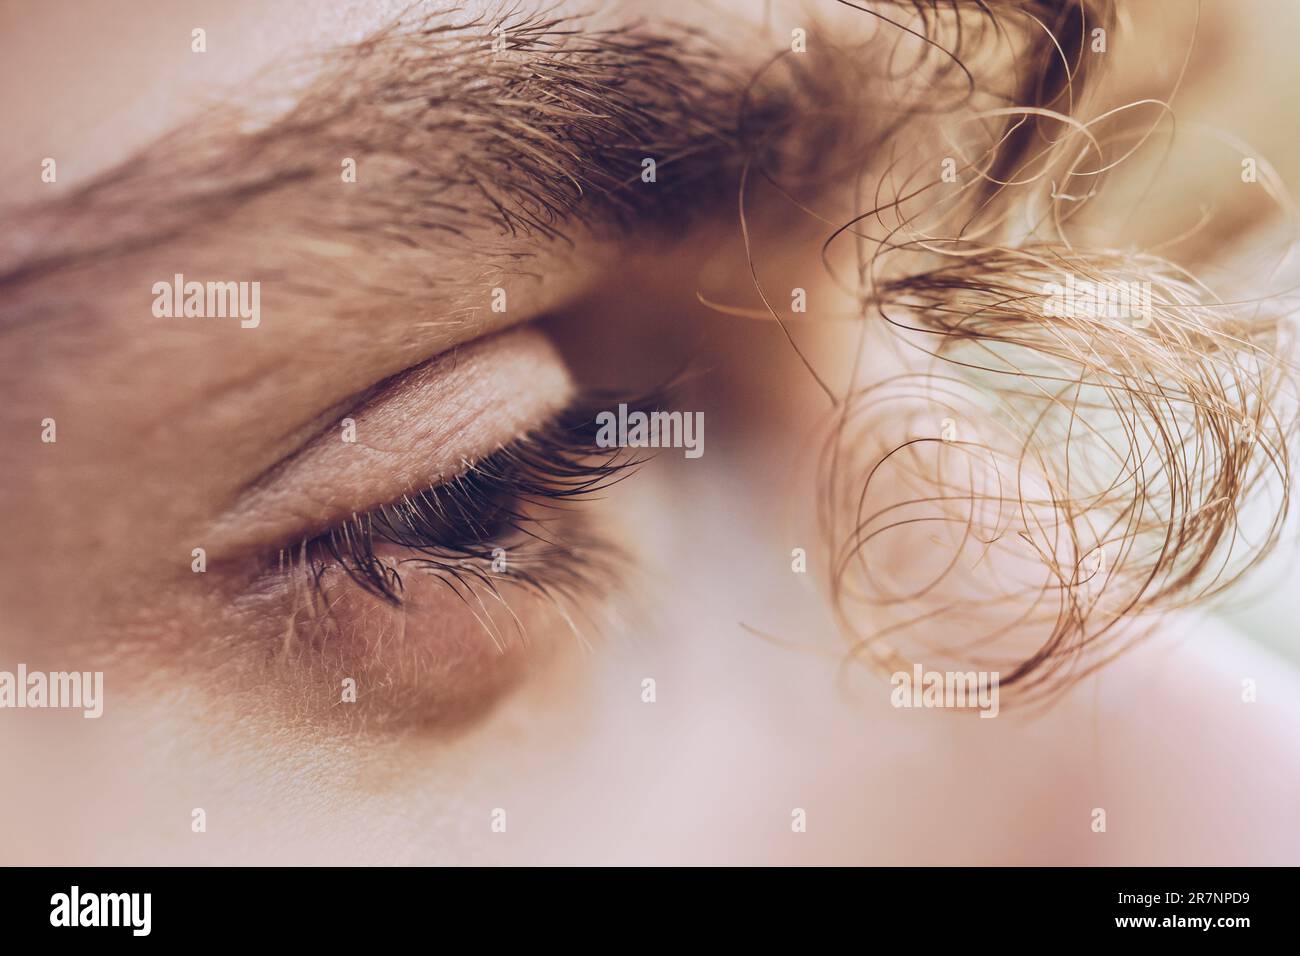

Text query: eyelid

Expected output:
[297,391,650,605]
[202,326,573,557]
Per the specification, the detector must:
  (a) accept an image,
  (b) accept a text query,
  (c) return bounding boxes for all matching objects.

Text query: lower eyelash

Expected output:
[287,390,662,607]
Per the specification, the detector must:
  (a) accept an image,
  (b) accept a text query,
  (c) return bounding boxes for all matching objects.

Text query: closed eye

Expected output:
[294,391,659,607]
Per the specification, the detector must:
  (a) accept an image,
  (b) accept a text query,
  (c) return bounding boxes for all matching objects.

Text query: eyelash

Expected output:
[288,392,659,606]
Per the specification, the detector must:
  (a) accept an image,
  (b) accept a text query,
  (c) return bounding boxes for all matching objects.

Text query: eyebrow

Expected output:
[0,0,1102,303]
[0,0,1082,352]
[0,8,770,296]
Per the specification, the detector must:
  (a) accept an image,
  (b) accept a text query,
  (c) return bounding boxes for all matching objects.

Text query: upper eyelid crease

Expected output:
[201,327,574,558]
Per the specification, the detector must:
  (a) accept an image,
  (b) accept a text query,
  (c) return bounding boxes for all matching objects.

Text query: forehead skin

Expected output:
[0,0,412,202]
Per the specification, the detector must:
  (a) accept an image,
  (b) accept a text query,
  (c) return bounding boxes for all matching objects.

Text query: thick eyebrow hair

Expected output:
[0,7,779,294]
[0,1,1080,310]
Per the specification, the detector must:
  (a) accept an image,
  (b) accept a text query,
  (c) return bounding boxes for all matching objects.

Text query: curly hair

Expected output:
[760,1,1300,707]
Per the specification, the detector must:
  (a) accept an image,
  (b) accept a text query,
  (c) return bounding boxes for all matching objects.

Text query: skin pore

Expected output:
[2,0,1300,865]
